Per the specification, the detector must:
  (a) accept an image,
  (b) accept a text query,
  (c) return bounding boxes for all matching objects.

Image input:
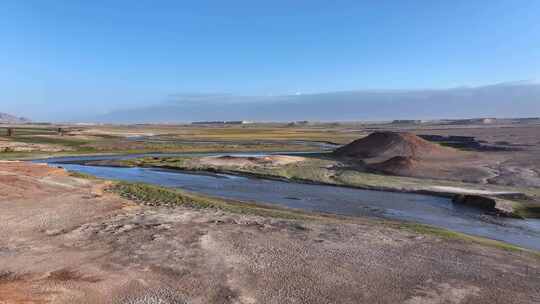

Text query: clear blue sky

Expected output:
[1,1,539,120]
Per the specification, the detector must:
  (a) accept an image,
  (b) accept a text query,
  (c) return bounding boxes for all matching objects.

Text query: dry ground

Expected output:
[0,137,73,153]
[1,161,539,303]
[198,155,305,168]
[2,123,540,189]
[404,125,540,187]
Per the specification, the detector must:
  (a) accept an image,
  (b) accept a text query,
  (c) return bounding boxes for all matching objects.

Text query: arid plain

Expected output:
[1,119,540,303]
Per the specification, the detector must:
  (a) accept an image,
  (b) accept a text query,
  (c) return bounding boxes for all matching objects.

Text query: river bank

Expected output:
[1,161,539,303]
[39,153,540,251]
[92,154,540,219]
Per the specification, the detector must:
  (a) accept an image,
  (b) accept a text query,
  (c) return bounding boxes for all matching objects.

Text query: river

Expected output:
[37,153,540,251]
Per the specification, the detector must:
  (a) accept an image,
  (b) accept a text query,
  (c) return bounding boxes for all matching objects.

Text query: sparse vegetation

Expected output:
[513,202,540,218]
[110,182,326,220]
[396,222,540,257]
[109,181,540,257]
[121,154,540,219]
[69,171,98,180]
[0,124,350,159]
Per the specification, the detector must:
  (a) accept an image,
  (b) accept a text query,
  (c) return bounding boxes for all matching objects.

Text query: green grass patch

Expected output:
[123,156,190,167]
[0,127,57,136]
[69,171,99,180]
[110,182,325,221]
[397,222,540,257]
[9,135,91,148]
[513,202,540,219]
[0,151,51,160]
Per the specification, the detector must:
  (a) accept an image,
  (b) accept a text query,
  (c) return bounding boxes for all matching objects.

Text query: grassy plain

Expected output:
[0,123,360,159]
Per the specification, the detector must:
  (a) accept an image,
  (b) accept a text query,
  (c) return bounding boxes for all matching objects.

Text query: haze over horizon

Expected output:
[1,1,539,122]
[93,81,540,123]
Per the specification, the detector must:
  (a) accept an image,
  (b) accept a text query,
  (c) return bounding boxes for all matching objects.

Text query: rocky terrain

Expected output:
[334,131,501,184]
[1,161,539,303]
[405,125,540,188]
[334,131,461,160]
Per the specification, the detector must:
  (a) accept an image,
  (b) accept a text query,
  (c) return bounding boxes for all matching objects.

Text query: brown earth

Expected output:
[369,156,420,176]
[1,161,539,303]
[0,139,73,153]
[334,132,499,183]
[334,131,461,160]
[368,124,540,187]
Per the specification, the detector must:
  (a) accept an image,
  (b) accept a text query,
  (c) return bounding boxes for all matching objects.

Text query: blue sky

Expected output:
[1,1,539,120]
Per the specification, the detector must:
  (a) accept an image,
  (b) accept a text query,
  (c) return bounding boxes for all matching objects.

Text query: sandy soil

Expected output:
[0,139,73,153]
[198,155,305,168]
[426,186,517,196]
[1,161,539,303]
[79,128,156,138]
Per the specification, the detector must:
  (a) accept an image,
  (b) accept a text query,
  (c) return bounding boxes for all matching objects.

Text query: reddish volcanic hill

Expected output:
[334,131,459,160]
[369,156,419,175]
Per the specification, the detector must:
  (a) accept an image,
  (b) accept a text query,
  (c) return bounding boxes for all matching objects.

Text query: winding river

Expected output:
[37,153,540,251]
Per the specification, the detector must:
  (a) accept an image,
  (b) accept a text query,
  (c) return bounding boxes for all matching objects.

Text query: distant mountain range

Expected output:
[0,112,31,124]
[89,81,540,123]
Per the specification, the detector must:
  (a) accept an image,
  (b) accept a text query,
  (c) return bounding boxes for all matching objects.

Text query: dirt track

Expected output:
[1,161,539,303]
